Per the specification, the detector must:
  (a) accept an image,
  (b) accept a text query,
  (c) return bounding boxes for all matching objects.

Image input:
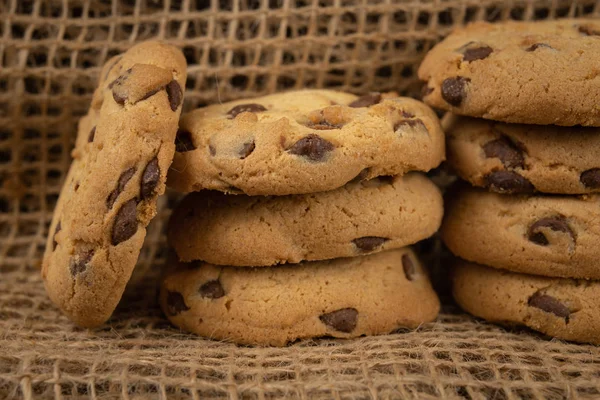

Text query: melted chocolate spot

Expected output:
[69,249,94,277]
[352,236,389,252]
[239,141,255,159]
[319,308,358,333]
[463,46,493,62]
[166,80,183,111]
[348,93,382,108]
[580,168,600,188]
[166,291,190,315]
[441,77,470,107]
[227,103,267,118]
[394,118,427,132]
[484,171,534,194]
[107,167,136,209]
[483,137,525,169]
[141,157,160,200]
[199,280,225,299]
[528,292,570,322]
[527,216,575,246]
[526,43,553,52]
[287,134,334,161]
[111,199,138,245]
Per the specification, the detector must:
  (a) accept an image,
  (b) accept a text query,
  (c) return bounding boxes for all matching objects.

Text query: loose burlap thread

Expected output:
[2,0,600,399]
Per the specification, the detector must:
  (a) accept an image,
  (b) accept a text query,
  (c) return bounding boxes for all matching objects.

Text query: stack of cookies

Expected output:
[419,19,600,344]
[159,90,446,345]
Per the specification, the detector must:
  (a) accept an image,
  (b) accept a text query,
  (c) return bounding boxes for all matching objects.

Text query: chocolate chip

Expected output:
[578,25,600,36]
[527,216,575,246]
[239,141,255,159]
[227,103,267,118]
[352,236,389,252]
[111,199,138,245]
[528,292,570,322]
[394,118,427,132]
[401,111,415,118]
[69,249,94,277]
[199,280,225,299]
[580,168,600,188]
[52,221,61,251]
[108,68,131,89]
[483,137,525,169]
[441,77,470,107]
[526,43,553,52]
[113,91,127,105]
[348,93,382,108]
[402,254,416,281]
[175,129,196,152]
[139,88,161,102]
[166,80,183,111]
[463,46,493,62]
[307,121,344,130]
[421,85,434,98]
[484,171,534,194]
[88,127,96,143]
[319,308,358,333]
[141,158,160,200]
[106,167,136,209]
[166,291,190,315]
[287,134,334,161]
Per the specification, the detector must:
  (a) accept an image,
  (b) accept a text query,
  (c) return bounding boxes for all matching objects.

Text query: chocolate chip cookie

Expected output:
[453,259,600,345]
[42,42,187,327]
[419,19,600,126]
[169,173,443,266]
[441,186,600,279]
[160,248,440,346]
[167,90,445,195]
[444,114,600,194]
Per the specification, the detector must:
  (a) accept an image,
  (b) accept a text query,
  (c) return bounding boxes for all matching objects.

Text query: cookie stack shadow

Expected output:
[419,19,600,344]
[159,90,447,346]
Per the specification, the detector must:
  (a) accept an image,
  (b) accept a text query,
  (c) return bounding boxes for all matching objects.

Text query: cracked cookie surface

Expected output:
[453,259,600,345]
[419,19,600,126]
[444,114,600,194]
[168,173,443,267]
[167,90,445,195]
[42,41,187,328]
[441,186,600,279]
[160,248,440,346]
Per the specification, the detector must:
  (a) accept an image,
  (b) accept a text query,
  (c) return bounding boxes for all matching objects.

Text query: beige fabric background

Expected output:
[2,0,600,399]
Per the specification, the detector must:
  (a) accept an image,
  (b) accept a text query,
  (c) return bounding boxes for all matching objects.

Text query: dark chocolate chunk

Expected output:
[527,216,575,246]
[166,80,183,111]
[319,308,358,333]
[175,129,196,153]
[463,46,493,62]
[199,280,225,299]
[394,118,427,132]
[112,91,127,105]
[441,77,470,107]
[111,199,138,245]
[483,137,525,169]
[239,141,255,159]
[69,249,94,277]
[139,88,161,102]
[88,127,96,143]
[580,168,600,188]
[106,167,136,209]
[108,68,131,89]
[348,93,382,108]
[528,292,570,322]
[166,291,190,316]
[401,110,415,118]
[52,221,61,251]
[421,85,434,98]
[227,103,267,118]
[525,43,553,52]
[402,254,416,281]
[352,236,389,252]
[484,171,534,194]
[141,158,160,200]
[287,134,334,161]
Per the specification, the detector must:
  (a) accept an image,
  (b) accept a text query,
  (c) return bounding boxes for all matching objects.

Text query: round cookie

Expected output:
[169,173,443,266]
[419,19,600,126]
[453,259,600,345]
[160,248,440,346]
[444,114,600,194]
[441,186,600,279]
[167,90,445,195]
[42,42,187,328]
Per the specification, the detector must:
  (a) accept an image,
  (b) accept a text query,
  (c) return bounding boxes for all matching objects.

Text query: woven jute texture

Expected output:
[3,0,600,399]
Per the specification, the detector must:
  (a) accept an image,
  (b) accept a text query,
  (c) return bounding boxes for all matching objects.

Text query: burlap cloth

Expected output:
[2,0,600,399]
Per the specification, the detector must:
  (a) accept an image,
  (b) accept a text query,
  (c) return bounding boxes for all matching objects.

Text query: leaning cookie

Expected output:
[169,173,443,266]
[42,42,186,327]
[167,90,445,195]
[419,19,600,126]
[453,259,600,345]
[444,114,600,194]
[160,248,440,346]
[441,186,600,279]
